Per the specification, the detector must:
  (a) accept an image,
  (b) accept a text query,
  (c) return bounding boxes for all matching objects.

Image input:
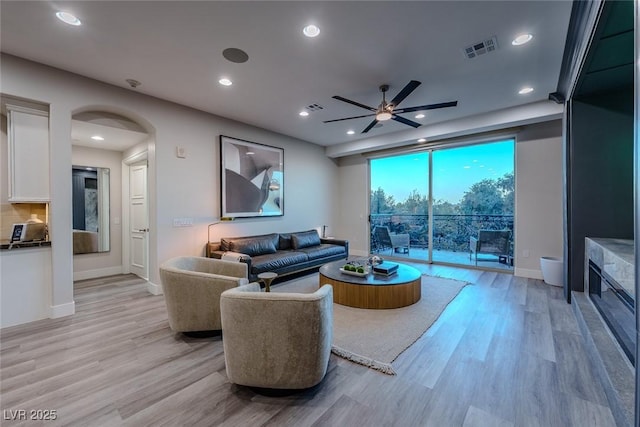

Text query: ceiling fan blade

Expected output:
[392,115,421,128]
[323,113,376,123]
[389,80,421,107]
[332,95,377,112]
[394,101,458,114]
[362,119,379,133]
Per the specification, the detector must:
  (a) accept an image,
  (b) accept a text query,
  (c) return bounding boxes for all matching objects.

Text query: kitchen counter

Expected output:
[0,240,51,250]
[586,238,634,296]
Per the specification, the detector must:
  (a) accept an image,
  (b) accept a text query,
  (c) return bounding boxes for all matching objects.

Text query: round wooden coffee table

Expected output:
[319,259,421,309]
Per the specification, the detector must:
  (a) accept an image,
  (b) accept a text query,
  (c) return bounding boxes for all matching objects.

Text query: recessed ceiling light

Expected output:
[303,24,320,38]
[299,111,309,117]
[219,78,232,86]
[518,87,534,94]
[347,130,355,135]
[55,11,81,26]
[91,135,104,141]
[512,33,533,46]
[415,114,425,119]
[417,138,427,143]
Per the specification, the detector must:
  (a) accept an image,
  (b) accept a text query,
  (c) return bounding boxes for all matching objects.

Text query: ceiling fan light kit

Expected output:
[325,80,457,134]
[376,111,392,121]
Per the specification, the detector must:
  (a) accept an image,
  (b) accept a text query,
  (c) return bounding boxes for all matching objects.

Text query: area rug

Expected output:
[272,273,469,375]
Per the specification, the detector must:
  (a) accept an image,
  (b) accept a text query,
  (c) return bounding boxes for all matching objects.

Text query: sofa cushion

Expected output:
[297,244,346,261]
[251,251,309,275]
[224,234,279,257]
[291,230,321,249]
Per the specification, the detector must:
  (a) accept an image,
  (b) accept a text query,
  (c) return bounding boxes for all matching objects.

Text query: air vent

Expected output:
[463,36,498,59]
[305,103,324,112]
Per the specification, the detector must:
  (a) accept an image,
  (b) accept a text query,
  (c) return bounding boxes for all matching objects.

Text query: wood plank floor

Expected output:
[0,265,617,426]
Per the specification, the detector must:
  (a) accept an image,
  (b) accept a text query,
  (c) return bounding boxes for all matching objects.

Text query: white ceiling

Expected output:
[71,119,148,152]
[0,1,573,149]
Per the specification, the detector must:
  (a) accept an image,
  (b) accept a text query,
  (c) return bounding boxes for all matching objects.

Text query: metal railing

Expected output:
[370,213,514,254]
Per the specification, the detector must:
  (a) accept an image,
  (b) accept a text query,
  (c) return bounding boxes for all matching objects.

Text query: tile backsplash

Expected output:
[0,203,48,240]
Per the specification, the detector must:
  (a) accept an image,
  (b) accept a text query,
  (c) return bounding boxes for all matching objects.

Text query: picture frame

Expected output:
[220,135,284,218]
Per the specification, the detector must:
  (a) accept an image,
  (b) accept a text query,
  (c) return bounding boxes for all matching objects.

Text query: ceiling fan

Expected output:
[324,80,457,133]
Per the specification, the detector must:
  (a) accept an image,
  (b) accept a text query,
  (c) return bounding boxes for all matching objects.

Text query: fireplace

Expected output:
[588,260,635,365]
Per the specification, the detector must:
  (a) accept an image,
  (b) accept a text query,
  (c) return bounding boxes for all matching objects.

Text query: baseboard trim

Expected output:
[514,267,543,280]
[147,281,163,295]
[50,301,75,319]
[73,266,124,281]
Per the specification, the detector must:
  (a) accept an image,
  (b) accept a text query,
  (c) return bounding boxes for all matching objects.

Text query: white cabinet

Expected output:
[0,247,52,328]
[7,104,50,202]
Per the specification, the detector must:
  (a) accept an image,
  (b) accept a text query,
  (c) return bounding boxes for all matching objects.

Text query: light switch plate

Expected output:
[176,146,187,158]
[173,217,193,227]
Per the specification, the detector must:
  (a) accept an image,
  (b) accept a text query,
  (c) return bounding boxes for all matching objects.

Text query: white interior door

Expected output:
[129,163,148,279]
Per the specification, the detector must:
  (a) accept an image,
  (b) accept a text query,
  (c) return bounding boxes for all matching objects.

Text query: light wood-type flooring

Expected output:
[1,264,616,426]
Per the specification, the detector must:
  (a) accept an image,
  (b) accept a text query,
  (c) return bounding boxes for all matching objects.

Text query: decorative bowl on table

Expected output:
[340,261,369,277]
[339,267,369,277]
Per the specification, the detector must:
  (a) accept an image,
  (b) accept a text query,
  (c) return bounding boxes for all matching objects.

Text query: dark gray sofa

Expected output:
[207,229,348,281]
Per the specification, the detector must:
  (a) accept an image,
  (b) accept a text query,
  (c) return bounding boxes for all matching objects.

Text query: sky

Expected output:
[370,139,514,204]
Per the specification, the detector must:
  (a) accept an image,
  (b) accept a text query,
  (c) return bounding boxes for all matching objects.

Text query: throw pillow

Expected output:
[279,233,292,250]
[291,230,321,249]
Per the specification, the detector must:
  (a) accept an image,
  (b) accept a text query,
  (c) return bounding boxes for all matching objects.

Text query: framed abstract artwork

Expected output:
[220,135,284,218]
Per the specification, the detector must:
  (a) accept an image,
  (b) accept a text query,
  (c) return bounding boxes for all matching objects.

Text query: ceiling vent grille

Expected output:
[463,36,498,59]
[305,103,324,112]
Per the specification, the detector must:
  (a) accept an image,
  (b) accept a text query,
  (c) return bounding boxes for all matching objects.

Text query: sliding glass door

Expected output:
[369,139,514,270]
[431,140,514,268]
[370,152,429,259]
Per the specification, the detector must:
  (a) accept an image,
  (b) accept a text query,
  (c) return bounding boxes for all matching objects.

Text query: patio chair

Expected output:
[374,226,410,255]
[469,230,511,265]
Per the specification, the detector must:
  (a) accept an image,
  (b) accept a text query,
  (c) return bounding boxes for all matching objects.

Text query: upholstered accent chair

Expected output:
[469,230,512,265]
[220,283,333,389]
[159,256,249,333]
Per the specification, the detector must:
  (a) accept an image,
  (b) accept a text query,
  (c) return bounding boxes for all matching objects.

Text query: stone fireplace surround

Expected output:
[573,238,635,427]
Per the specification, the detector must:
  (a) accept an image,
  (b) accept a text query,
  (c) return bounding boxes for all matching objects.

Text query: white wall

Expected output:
[1,54,339,326]
[514,121,564,278]
[72,145,124,280]
[335,120,565,278]
[335,155,370,256]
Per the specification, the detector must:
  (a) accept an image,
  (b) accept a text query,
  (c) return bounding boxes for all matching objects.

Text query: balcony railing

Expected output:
[370,213,514,254]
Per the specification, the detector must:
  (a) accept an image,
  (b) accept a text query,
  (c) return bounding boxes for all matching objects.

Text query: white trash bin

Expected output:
[540,257,563,287]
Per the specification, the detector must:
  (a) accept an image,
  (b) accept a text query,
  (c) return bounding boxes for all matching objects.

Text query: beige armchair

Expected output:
[220,283,333,389]
[159,256,249,333]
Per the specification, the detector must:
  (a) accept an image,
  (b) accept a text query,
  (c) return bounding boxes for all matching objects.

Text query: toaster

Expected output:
[10,222,47,242]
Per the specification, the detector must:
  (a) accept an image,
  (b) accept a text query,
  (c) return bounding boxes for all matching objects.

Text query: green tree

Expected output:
[497,172,514,214]
[459,179,504,215]
[396,189,428,214]
[370,187,396,214]
[432,199,459,215]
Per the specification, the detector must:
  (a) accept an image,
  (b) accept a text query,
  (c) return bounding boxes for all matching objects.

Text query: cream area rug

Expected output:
[272,273,469,375]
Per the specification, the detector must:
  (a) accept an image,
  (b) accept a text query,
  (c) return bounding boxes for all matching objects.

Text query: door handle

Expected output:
[135,228,149,233]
